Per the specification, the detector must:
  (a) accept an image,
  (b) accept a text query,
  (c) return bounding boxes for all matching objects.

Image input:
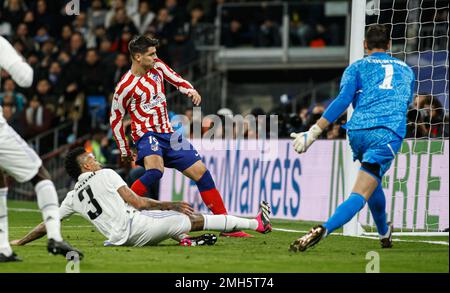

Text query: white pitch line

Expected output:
[9,208,41,213]
[9,208,82,217]
[273,228,449,246]
[273,228,309,233]
[9,209,450,246]
[355,235,449,246]
[10,225,93,229]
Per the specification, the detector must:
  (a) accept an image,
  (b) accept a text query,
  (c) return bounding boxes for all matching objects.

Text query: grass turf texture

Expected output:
[1,200,448,273]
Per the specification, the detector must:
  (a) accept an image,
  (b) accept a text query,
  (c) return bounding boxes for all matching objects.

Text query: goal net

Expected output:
[348,0,449,236]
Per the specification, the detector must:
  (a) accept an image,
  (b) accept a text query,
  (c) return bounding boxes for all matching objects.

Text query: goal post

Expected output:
[343,0,366,237]
[344,0,449,237]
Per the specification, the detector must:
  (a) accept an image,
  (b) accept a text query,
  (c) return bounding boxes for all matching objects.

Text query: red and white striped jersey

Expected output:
[110,58,195,156]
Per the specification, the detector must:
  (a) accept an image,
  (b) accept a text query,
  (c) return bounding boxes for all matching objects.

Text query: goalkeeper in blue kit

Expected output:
[289,25,415,252]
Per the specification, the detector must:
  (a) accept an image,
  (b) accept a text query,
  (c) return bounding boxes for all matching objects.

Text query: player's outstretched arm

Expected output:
[0,36,33,87]
[11,193,75,246]
[117,185,194,215]
[110,91,132,160]
[10,222,47,246]
[290,63,358,154]
[154,58,201,106]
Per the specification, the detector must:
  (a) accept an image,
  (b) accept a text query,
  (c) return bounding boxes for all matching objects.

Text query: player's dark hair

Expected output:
[64,147,87,180]
[365,24,390,50]
[128,35,159,59]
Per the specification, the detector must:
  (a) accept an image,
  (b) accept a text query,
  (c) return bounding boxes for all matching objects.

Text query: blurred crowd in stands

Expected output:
[220,1,345,48]
[175,92,449,142]
[0,0,220,142]
[407,94,449,139]
[0,0,447,172]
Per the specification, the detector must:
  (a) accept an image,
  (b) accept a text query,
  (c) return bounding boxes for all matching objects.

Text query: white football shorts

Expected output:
[126,210,192,246]
[0,123,42,183]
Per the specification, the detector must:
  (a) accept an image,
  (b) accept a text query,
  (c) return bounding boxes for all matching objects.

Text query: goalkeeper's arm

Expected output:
[291,65,357,153]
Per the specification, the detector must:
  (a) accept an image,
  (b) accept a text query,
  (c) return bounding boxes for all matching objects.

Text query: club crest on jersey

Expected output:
[149,136,159,151]
[150,73,159,82]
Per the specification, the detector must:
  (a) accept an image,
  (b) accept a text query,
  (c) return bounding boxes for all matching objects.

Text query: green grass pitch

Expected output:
[1,200,448,273]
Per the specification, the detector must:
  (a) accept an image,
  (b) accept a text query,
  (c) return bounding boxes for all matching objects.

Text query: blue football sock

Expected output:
[359,166,389,236]
[368,184,388,236]
[324,193,366,235]
[136,169,163,191]
[195,170,216,192]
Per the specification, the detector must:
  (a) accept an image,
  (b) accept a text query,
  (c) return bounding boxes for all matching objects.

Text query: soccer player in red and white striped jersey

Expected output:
[110,36,250,237]
[110,54,198,150]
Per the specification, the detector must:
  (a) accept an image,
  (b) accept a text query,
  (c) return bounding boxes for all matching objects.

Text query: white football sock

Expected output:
[0,187,12,256]
[35,180,62,242]
[202,215,258,232]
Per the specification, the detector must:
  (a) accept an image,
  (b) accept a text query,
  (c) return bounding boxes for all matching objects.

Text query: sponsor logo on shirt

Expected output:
[141,94,166,111]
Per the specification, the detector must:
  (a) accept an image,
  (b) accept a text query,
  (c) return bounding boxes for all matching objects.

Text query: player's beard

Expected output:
[143,61,154,71]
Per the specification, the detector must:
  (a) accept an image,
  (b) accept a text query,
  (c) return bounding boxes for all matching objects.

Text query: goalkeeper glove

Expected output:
[290,124,323,154]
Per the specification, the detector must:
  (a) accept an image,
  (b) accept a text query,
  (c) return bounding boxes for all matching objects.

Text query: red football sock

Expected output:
[131,179,147,197]
[200,188,227,215]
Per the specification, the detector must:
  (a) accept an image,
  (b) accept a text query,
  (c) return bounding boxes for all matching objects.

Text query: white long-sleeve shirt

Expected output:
[0,36,34,124]
[0,36,33,88]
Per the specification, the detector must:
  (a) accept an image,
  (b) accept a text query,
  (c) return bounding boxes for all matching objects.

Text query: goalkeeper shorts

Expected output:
[348,127,403,178]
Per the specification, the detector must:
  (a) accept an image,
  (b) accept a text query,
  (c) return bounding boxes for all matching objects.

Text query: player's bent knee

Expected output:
[30,167,52,186]
[189,160,206,172]
[195,161,207,173]
[183,161,207,181]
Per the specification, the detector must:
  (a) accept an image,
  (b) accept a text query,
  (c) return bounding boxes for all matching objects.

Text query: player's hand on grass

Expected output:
[166,201,195,216]
[188,90,201,106]
[290,124,323,154]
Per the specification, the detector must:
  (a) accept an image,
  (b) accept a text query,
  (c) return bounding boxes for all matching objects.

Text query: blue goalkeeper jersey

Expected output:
[323,52,415,138]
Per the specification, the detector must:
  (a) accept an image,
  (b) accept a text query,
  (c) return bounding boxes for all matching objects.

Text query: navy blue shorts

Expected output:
[135,132,201,171]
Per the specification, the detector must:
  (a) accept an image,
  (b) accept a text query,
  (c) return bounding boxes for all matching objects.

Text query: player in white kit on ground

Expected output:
[11,147,272,247]
[0,36,82,262]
